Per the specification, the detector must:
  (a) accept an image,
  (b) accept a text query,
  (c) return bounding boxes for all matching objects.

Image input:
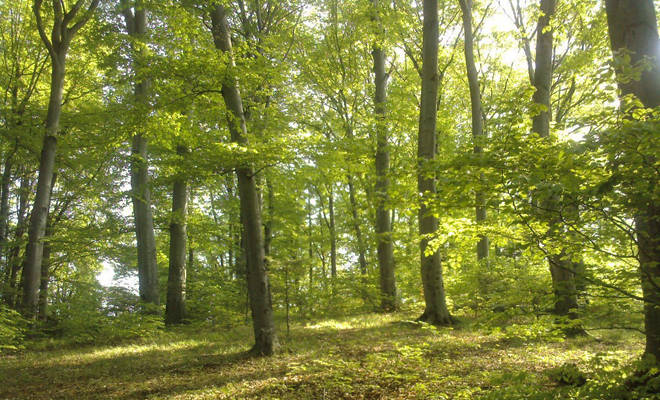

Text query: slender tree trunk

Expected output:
[211,3,279,356]
[531,0,582,331]
[458,0,488,260]
[264,180,274,258]
[0,153,14,269]
[122,5,160,306]
[606,0,660,360]
[21,54,65,318]
[165,145,189,325]
[417,0,452,325]
[328,186,337,279]
[372,0,396,311]
[38,221,53,321]
[5,173,29,307]
[347,176,368,276]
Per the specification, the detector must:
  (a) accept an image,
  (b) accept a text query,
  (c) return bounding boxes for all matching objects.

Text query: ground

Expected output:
[0,314,644,399]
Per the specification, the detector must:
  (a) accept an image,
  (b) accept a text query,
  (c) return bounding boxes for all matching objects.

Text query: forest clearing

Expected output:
[2,0,660,398]
[0,314,646,399]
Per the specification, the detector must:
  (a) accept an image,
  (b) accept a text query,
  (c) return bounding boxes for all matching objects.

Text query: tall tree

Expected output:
[417,0,452,325]
[210,3,279,356]
[458,0,488,260]
[371,0,397,311]
[605,0,660,360]
[165,143,189,325]
[530,0,583,328]
[21,0,100,318]
[121,2,160,305]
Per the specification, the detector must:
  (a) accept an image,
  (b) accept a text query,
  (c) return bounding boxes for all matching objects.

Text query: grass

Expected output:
[0,313,644,399]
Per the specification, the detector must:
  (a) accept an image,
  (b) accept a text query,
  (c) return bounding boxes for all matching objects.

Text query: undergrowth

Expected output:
[0,313,646,399]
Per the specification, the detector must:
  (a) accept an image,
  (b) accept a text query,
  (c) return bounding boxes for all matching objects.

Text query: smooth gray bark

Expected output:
[372,0,397,311]
[0,154,14,269]
[4,173,29,307]
[530,0,582,330]
[605,0,660,360]
[22,0,100,318]
[458,0,489,260]
[165,145,189,325]
[347,176,368,276]
[417,0,452,325]
[122,4,160,305]
[328,186,337,279]
[211,3,279,356]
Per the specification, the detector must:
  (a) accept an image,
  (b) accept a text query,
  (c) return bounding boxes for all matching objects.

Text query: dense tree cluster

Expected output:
[0,0,659,361]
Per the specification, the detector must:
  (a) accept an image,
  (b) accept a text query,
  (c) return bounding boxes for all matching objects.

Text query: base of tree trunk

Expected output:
[417,310,455,326]
[245,341,280,357]
[563,325,589,338]
[244,328,280,357]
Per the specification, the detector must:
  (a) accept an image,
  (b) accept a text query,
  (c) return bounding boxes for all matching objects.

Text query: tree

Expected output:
[210,3,279,356]
[605,0,660,360]
[21,0,100,318]
[121,2,160,306]
[165,144,189,325]
[371,0,397,311]
[530,0,584,331]
[417,0,452,325]
[458,0,488,260]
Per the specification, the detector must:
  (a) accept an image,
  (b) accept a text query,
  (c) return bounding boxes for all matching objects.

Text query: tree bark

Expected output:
[530,0,583,331]
[417,0,452,325]
[347,176,368,276]
[22,0,100,321]
[211,3,279,356]
[165,145,189,325]
[21,59,64,318]
[372,0,397,311]
[458,0,489,260]
[328,186,337,279]
[605,0,660,360]
[122,5,160,306]
[0,152,14,269]
[4,173,29,307]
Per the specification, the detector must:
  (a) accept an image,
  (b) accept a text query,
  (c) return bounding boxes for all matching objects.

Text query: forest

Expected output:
[1,0,660,398]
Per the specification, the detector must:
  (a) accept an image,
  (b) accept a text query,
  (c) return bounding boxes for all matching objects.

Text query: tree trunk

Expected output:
[123,6,160,306]
[605,0,660,360]
[417,0,452,325]
[4,173,29,307]
[38,222,53,321]
[264,180,274,259]
[0,153,14,269]
[530,0,583,331]
[21,55,64,318]
[165,145,189,325]
[211,3,279,356]
[458,0,489,260]
[347,176,368,275]
[531,0,555,136]
[328,186,337,279]
[372,0,397,311]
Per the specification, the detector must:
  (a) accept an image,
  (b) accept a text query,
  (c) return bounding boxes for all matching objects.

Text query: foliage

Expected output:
[0,314,645,399]
[0,305,27,351]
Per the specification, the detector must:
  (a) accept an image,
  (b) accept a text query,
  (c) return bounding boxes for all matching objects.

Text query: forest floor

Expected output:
[0,313,645,399]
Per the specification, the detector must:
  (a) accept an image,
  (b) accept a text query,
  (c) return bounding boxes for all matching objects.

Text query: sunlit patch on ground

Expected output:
[0,313,644,399]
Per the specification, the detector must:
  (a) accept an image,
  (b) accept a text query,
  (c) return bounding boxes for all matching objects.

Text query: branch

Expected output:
[33,0,57,61]
[68,0,101,39]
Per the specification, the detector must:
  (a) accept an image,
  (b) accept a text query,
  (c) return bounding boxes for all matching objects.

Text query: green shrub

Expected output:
[0,304,27,351]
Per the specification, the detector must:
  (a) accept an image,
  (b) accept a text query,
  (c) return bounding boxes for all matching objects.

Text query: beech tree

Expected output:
[210,3,279,356]
[121,1,160,306]
[21,0,100,318]
[371,0,397,311]
[417,0,452,325]
[605,0,660,360]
